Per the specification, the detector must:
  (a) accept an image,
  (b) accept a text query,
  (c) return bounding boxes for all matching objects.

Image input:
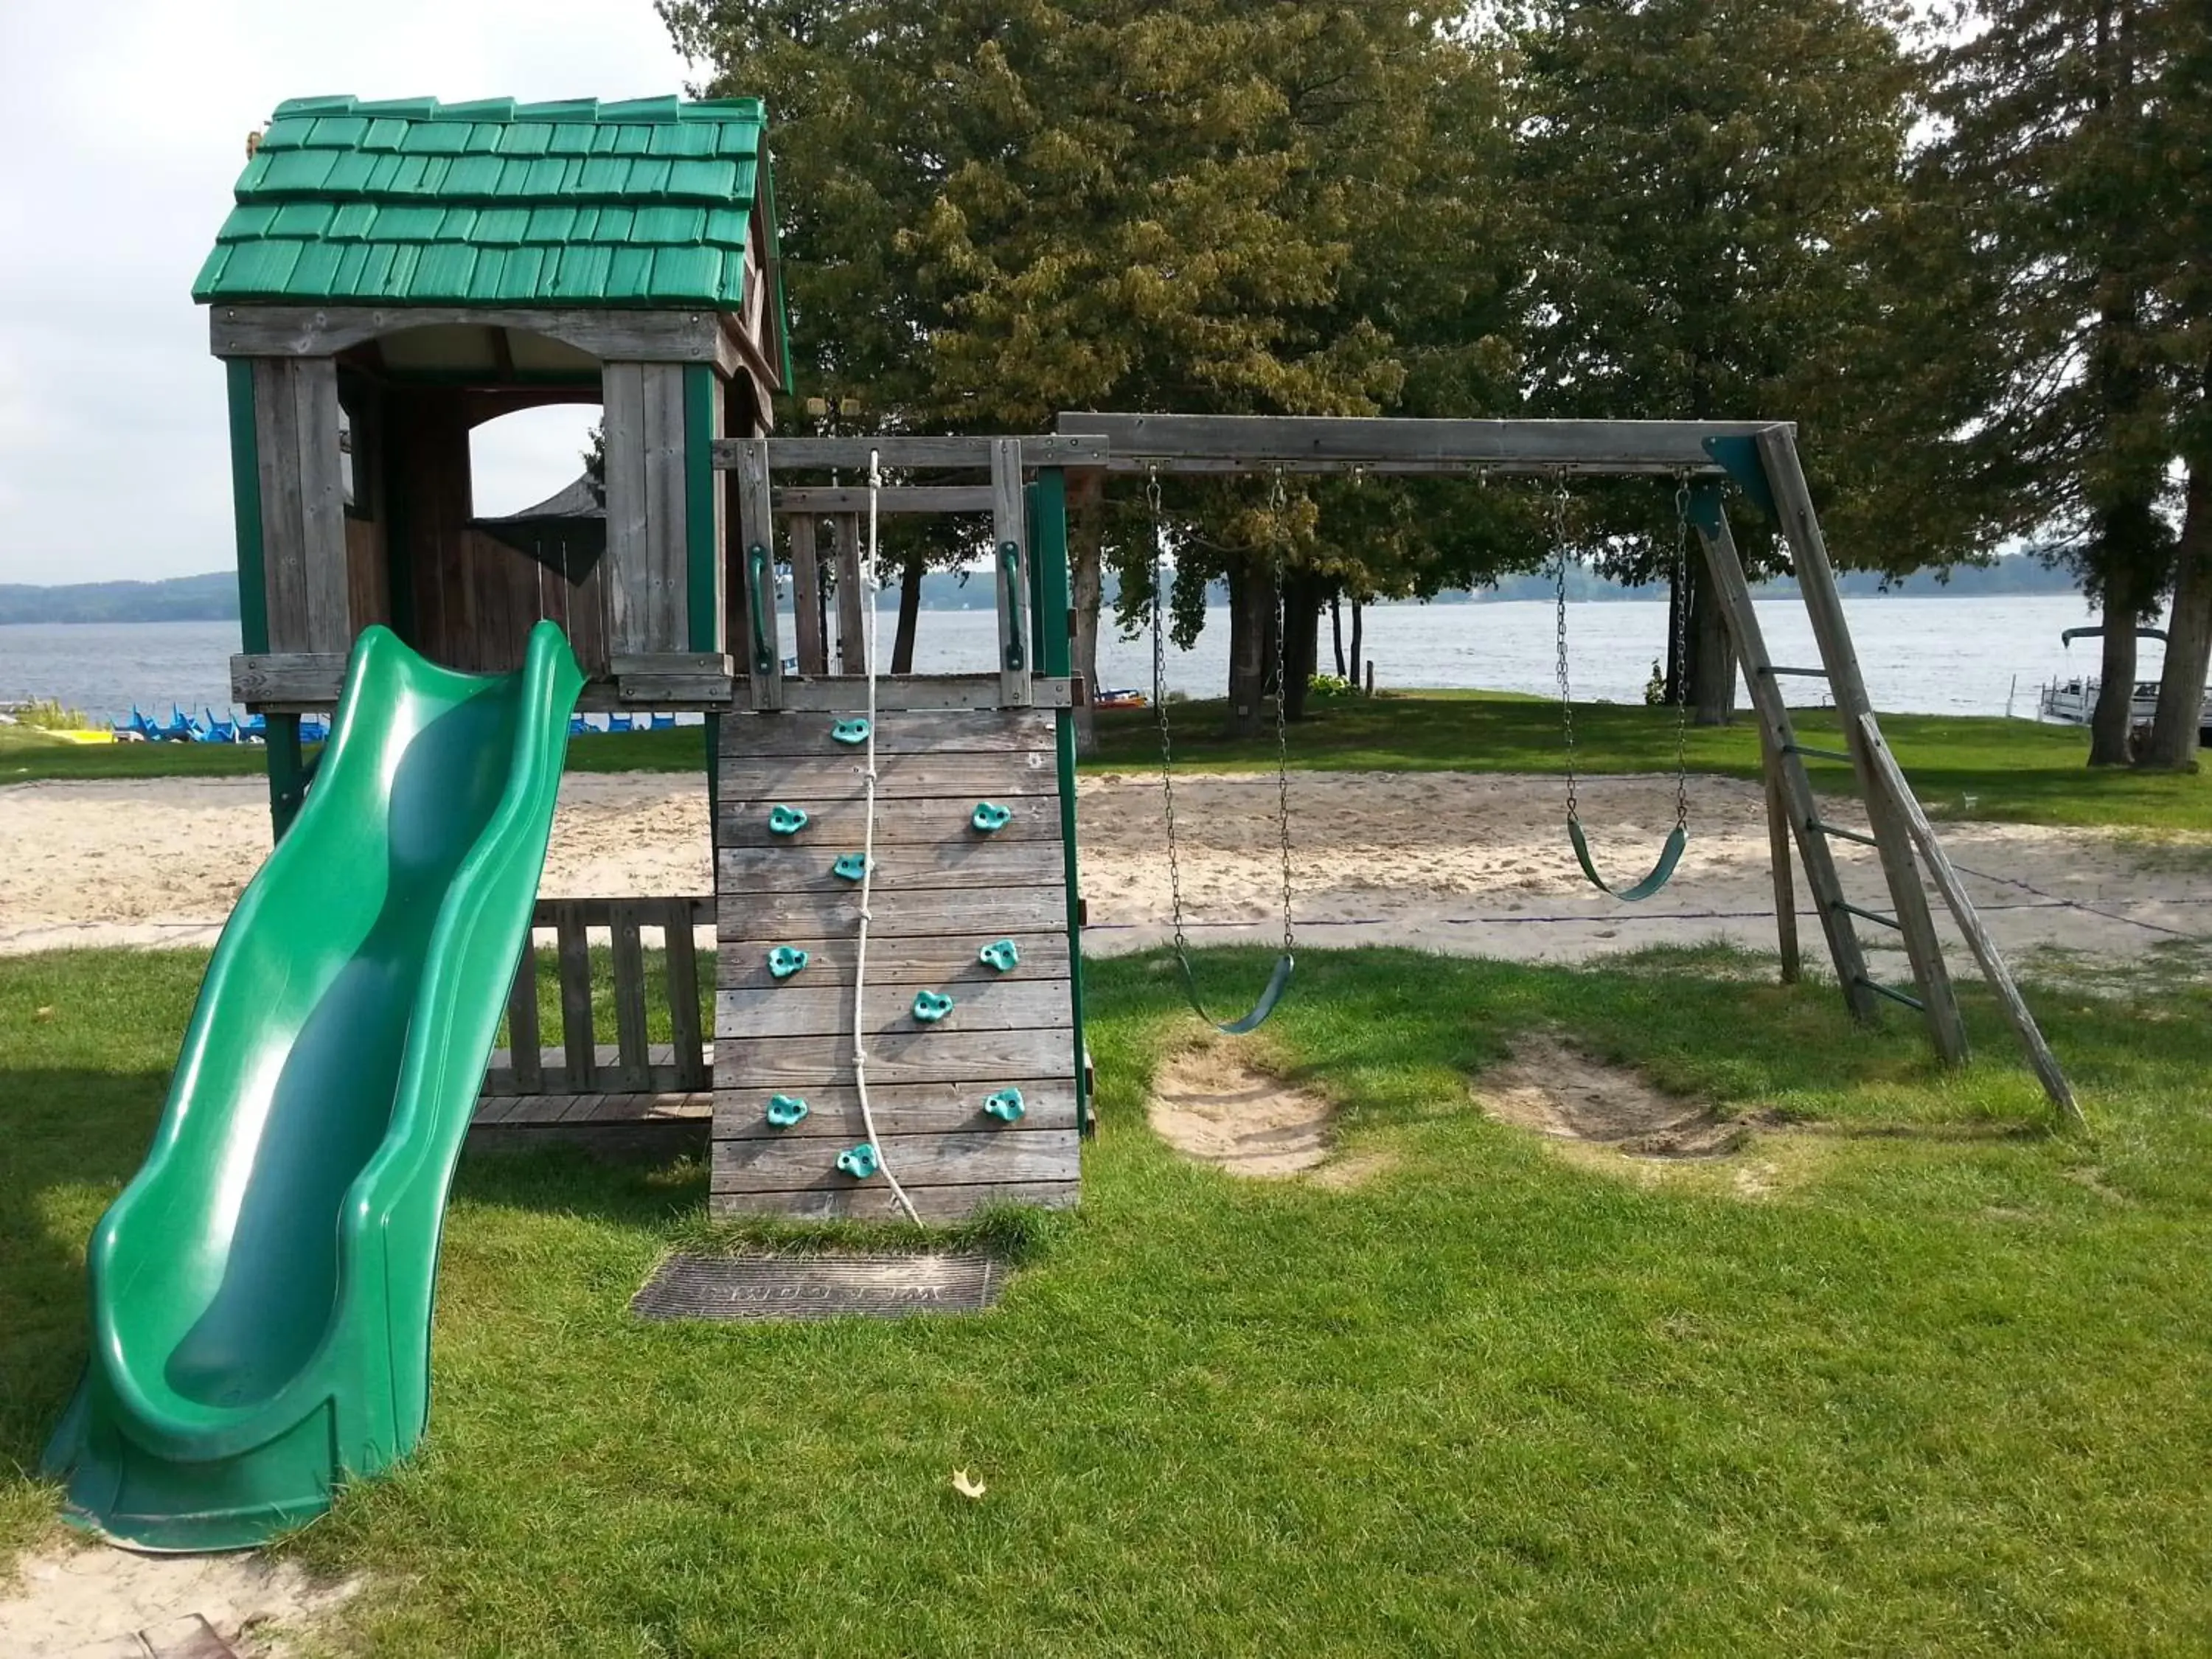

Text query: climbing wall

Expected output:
[712,706,1082,1219]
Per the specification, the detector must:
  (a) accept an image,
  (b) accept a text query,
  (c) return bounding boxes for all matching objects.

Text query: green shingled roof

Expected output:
[193,95,779,313]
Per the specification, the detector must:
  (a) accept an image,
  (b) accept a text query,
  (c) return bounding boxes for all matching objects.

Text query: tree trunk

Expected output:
[1282,572,1325,722]
[2087,601,2141,766]
[891,554,923,674]
[2143,462,2212,770]
[1069,493,1105,757]
[1685,549,1736,725]
[1331,592,1346,677]
[1224,562,1267,739]
[1349,599,1364,688]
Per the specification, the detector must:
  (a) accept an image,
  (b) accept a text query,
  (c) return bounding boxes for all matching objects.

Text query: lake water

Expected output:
[0,592,2116,724]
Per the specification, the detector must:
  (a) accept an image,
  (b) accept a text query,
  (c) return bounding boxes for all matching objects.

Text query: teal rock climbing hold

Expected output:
[768,804,810,836]
[768,946,810,980]
[837,1143,881,1180]
[970,801,1012,833]
[983,1088,1026,1123]
[830,717,871,745]
[978,939,1020,973]
[766,1093,810,1127]
[911,990,954,1023]
[831,852,872,882]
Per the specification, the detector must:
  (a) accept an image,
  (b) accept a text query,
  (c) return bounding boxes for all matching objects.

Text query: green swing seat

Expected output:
[1567,817,1687,903]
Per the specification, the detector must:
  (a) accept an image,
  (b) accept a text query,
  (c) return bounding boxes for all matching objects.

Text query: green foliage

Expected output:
[7,700,94,732]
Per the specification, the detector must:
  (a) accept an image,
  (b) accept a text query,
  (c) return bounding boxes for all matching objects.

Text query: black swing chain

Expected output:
[1268,467,1295,959]
[1147,467,1192,967]
[1669,474,1694,835]
[1551,475,1579,826]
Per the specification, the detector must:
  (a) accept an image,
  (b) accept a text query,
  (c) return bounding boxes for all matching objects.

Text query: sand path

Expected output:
[0,770,2202,973]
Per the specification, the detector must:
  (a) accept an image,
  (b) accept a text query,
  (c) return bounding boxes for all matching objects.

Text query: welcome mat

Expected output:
[630,1253,1004,1322]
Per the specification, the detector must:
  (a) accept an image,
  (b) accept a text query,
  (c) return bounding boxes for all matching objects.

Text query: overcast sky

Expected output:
[0,0,698,586]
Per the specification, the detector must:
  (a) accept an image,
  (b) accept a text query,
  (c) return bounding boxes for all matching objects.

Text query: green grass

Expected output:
[12,695,2199,834]
[1097,692,2212,832]
[4,944,2210,1653]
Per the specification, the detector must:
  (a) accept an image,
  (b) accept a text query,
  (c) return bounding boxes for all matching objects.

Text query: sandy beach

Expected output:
[0,768,2201,973]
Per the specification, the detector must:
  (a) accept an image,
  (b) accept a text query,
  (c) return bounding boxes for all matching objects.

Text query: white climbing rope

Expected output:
[853,448,920,1225]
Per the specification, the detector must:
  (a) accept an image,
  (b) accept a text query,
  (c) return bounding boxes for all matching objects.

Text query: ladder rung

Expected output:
[1761,664,1832,678]
[1809,819,1879,847]
[1837,901,1902,930]
[1857,976,1924,1012]
[1784,743,1856,764]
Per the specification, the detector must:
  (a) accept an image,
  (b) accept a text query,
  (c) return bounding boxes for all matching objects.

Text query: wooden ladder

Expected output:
[1689,430,2080,1124]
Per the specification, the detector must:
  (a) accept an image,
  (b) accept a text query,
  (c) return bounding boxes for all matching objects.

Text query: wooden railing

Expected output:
[482,897,714,1099]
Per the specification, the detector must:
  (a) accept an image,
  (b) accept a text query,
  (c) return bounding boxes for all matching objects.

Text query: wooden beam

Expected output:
[1054,413,1784,474]
[772,485,996,515]
[734,438,781,709]
[231,652,347,706]
[832,513,866,675]
[747,435,1110,471]
[760,674,1071,713]
[1857,716,2083,1126]
[788,515,828,675]
[1760,725,1801,984]
[209,304,729,366]
[992,436,1032,706]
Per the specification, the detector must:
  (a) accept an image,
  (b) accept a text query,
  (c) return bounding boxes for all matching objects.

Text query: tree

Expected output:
[1923,0,2179,765]
[1514,0,1934,725]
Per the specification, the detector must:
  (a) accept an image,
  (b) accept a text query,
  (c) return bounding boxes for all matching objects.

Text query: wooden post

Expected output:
[1761,724,1801,984]
[992,437,1032,706]
[788,515,827,675]
[1858,717,2083,1126]
[1757,428,1967,1064]
[507,931,543,1094]
[1688,488,1874,1020]
[735,438,781,709]
[833,512,866,675]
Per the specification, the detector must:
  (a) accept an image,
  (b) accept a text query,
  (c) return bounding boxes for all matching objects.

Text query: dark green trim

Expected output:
[227,361,268,654]
[1030,470,1088,1133]
[265,714,307,841]
[684,365,719,652]
[1699,437,1779,521]
[366,369,602,389]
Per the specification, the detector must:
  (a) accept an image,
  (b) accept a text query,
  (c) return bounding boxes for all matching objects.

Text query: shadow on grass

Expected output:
[453,1140,709,1229]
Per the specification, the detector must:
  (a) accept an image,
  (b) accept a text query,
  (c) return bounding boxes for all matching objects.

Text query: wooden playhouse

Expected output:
[199,94,1086,1218]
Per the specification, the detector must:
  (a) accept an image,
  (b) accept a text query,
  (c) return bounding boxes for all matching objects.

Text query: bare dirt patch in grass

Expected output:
[1474,1036,1753,1160]
[1150,1044,1345,1179]
[0,1540,356,1658]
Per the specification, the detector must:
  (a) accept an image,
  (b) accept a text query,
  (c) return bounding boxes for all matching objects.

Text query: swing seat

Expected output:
[1567,818,1686,903]
[1180,952,1295,1036]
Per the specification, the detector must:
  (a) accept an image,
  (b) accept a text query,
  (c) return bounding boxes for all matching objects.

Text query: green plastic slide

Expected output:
[42,622,584,1551]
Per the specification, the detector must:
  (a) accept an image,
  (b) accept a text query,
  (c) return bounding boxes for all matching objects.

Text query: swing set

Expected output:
[1074,412,2078,1122]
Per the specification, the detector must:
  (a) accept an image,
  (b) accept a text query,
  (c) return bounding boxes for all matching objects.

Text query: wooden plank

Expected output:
[1691,499,1874,1021]
[291,357,351,653]
[611,905,651,1092]
[712,1127,1080,1194]
[602,362,650,654]
[719,793,1061,847]
[716,840,1066,894]
[252,360,308,652]
[229,653,347,705]
[832,513,866,674]
[718,978,1071,1039]
[641,363,689,649]
[765,675,1072,712]
[1857,717,2083,1124]
[709,1180,1078,1221]
[715,1079,1080,1138]
[755,435,1110,471]
[787,515,828,674]
[719,707,1055,757]
[992,437,1032,706]
[717,1025,1074,1087]
[718,886,1066,942]
[1054,413,1781,474]
[717,751,1058,802]
[1757,428,1966,1062]
[554,902,597,1093]
[715,932,1072,989]
[506,942,543,1094]
[210,304,726,364]
[773,486,997,515]
[1760,725,1801,985]
[664,896,709,1091]
[735,438,781,709]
